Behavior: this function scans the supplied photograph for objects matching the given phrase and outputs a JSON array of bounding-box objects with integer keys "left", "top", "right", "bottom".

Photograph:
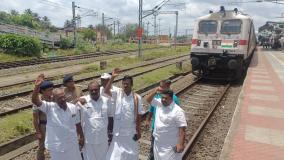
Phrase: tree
[
  {"left": 81, "top": 28, "right": 96, "bottom": 41},
  {"left": 120, "top": 23, "right": 138, "bottom": 41},
  {"left": 64, "top": 19, "right": 72, "bottom": 28},
  {"left": 0, "top": 11, "right": 10, "bottom": 23},
  {"left": 24, "top": 9, "right": 33, "bottom": 15},
  {"left": 88, "top": 24, "right": 94, "bottom": 29},
  {"left": 95, "top": 24, "right": 112, "bottom": 39},
  {"left": 41, "top": 16, "right": 51, "bottom": 29},
  {"left": 10, "top": 10, "right": 19, "bottom": 16}
]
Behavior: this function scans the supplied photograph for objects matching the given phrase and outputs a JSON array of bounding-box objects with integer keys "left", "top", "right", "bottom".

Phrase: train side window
[
  {"left": 221, "top": 19, "right": 242, "bottom": 34},
  {"left": 198, "top": 20, "right": 217, "bottom": 34}
]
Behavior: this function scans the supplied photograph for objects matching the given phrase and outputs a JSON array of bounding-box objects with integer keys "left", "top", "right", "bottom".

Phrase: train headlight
[
  {"left": 233, "top": 40, "right": 239, "bottom": 47},
  {"left": 191, "top": 57, "right": 200, "bottom": 67},
  {"left": 197, "top": 40, "right": 201, "bottom": 46},
  {"left": 228, "top": 59, "right": 238, "bottom": 69}
]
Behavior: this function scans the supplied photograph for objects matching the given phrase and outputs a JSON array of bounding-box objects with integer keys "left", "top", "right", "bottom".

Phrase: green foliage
[
  {"left": 0, "top": 110, "right": 34, "bottom": 143},
  {"left": 0, "top": 9, "right": 57, "bottom": 31},
  {"left": 81, "top": 28, "right": 96, "bottom": 41},
  {"left": 95, "top": 24, "right": 112, "bottom": 39},
  {"left": 0, "top": 34, "right": 42, "bottom": 56},
  {"left": 59, "top": 38, "right": 73, "bottom": 49}
]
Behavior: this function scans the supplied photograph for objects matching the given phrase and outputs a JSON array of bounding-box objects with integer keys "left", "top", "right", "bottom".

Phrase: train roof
[{"left": 196, "top": 10, "right": 252, "bottom": 21}]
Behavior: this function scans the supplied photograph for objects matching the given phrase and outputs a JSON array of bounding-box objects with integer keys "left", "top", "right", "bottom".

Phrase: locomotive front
[{"left": 190, "top": 7, "right": 256, "bottom": 80}]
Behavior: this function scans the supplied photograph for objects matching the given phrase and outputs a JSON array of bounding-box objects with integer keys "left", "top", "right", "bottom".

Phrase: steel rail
[
  {"left": 181, "top": 83, "right": 231, "bottom": 160},
  {"left": 0, "top": 72, "right": 192, "bottom": 159},
  {"left": 0, "top": 57, "right": 188, "bottom": 117}
]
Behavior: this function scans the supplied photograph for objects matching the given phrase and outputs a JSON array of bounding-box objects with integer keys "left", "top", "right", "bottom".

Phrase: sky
[{"left": 1, "top": 0, "right": 284, "bottom": 36}]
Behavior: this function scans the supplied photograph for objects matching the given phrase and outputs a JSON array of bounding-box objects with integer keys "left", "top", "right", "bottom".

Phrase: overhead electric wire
[{"left": 38, "top": 0, "right": 70, "bottom": 10}]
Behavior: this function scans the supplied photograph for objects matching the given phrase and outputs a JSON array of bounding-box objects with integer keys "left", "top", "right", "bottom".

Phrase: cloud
[{"left": 1, "top": 0, "right": 284, "bottom": 35}]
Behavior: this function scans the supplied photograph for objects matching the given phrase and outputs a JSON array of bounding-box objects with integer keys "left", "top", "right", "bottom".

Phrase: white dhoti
[
  {"left": 83, "top": 142, "right": 108, "bottom": 160},
  {"left": 49, "top": 144, "right": 81, "bottom": 160},
  {"left": 153, "top": 140, "right": 182, "bottom": 160},
  {"left": 106, "top": 135, "right": 139, "bottom": 160}
]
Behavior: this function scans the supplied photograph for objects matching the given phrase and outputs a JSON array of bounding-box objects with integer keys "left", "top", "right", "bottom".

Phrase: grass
[
  {"left": 0, "top": 42, "right": 161, "bottom": 62},
  {"left": 44, "top": 43, "right": 160, "bottom": 57},
  {"left": 133, "top": 64, "right": 191, "bottom": 90},
  {"left": 0, "top": 110, "right": 34, "bottom": 143},
  {"left": 0, "top": 52, "right": 32, "bottom": 62},
  {"left": 79, "top": 46, "right": 190, "bottom": 74},
  {"left": 0, "top": 60, "right": 191, "bottom": 144}
]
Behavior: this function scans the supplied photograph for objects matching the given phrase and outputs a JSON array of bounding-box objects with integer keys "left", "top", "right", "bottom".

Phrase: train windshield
[
  {"left": 221, "top": 20, "right": 242, "bottom": 34},
  {"left": 199, "top": 20, "right": 217, "bottom": 34}
]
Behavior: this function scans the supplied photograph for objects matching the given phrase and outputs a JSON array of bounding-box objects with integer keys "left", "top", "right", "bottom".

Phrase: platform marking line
[
  {"left": 270, "top": 53, "right": 284, "bottom": 66},
  {"left": 249, "top": 93, "right": 280, "bottom": 102},
  {"left": 245, "top": 125, "right": 284, "bottom": 147},
  {"left": 250, "top": 85, "right": 275, "bottom": 91},
  {"left": 248, "top": 105, "right": 284, "bottom": 119}
]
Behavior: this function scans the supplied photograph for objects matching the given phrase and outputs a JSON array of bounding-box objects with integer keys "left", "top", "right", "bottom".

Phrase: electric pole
[
  {"left": 72, "top": 1, "right": 77, "bottom": 47},
  {"left": 147, "top": 21, "right": 150, "bottom": 37},
  {"left": 154, "top": 13, "right": 157, "bottom": 43},
  {"left": 158, "top": 18, "right": 161, "bottom": 36},
  {"left": 174, "top": 11, "right": 178, "bottom": 49},
  {"left": 113, "top": 21, "right": 116, "bottom": 37},
  {"left": 117, "top": 20, "right": 120, "bottom": 34},
  {"left": 138, "top": 0, "right": 143, "bottom": 57},
  {"left": 102, "top": 13, "right": 105, "bottom": 26}
]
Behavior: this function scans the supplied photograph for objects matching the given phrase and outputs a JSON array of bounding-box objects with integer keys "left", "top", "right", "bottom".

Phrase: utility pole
[
  {"left": 169, "top": 25, "right": 171, "bottom": 37},
  {"left": 102, "top": 13, "right": 105, "bottom": 26},
  {"left": 138, "top": 0, "right": 143, "bottom": 57},
  {"left": 153, "top": 13, "right": 157, "bottom": 43},
  {"left": 174, "top": 11, "right": 178, "bottom": 49},
  {"left": 117, "top": 20, "right": 120, "bottom": 34},
  {"left": 147, "top": 21, "right": 150, "bottom": 37},
  {"left": 113, "top": 21, "right": 116, "bottom": 37},
  {"left": 72, "top": 1, "right": 77, "bottom": 47},
  {"left": 158, "top": 18, "right": 161, "bottom": 36}
]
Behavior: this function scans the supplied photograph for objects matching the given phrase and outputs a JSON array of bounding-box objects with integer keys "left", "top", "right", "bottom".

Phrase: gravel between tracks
[{"left": 185, "top": 81, "right": 243, "bottom": 160}]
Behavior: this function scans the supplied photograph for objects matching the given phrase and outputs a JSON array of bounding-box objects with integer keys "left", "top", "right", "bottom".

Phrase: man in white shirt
[
  {"left": 146, "top": 88, "right": 187, "bottom": 160},
  {"left": 100, "top": 73, "right": 120, "bottom": 144},
  {"left": 78, "top": 80, "right": 114, "bottom": 160},
  {"left": 105, "top": 68, "right": 143, "bottom": 160},
  {"left": 32, "top": 74, "right": 84, "bottom": 160}
]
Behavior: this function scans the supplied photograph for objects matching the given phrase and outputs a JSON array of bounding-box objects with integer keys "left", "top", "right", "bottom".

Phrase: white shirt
[
  {"left": 100, "top": 85, "right": 120, "bottom": 112},
  {"left": 151, "top": 99, "right": 187, "bottom": 146},
  {"left": 113, "top": 89, "right": 143, "bottom": 136},
  {"left": 38, "top": 101, "right": 80, "bottom": 152},
  {"left": 79, "top": 95, "right": 114, "bottom": 144}
]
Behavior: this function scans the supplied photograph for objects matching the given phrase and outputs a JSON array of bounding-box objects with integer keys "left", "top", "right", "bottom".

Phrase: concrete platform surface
[{"left": 219, "top": 48, "right": 284, "bottom": 160}]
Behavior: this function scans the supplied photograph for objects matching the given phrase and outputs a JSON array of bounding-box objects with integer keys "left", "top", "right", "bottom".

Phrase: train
[{"left": 190, "top": 6, "right": 256, "bottom": 80}]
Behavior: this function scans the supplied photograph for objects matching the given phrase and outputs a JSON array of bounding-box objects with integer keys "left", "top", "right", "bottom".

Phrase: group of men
[{"left": 31, "top": 68, "right": 187, "bottom": 160}]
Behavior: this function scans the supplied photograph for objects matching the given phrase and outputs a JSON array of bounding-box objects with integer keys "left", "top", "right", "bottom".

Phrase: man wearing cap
[
  {"left": 32, "top": 74, "right": 85, "bottom": 160},
  {"left": 100, "top": 72, "right": 120, "bottom": 143},
  {"left": 146, "top": 79, "right": 180, "bottom": 160},
  {"left": 63, "top": 74, "right": 83, "bottom": 104},
  {"left": 146, "top": 88, "right": 187, "bottom": 160},
  {"left": 105, "top": 68, "right": 143, "bottom": 160},
  {"left": 78, "top": 80, "right": 114, "bottom": 160},
  {"left": 32, "top": 80, "right": 54, "bottom": 160}
]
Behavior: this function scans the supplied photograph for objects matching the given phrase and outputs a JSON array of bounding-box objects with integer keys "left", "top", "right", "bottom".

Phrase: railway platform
[{"left": 219, "top": 48, "right": 284, "bottom": 160}]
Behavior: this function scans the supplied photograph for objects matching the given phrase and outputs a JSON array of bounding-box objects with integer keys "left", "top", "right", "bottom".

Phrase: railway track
[
  {"left": 138, "top": 79, "right": 231, "bottom": 160},
  {"left": 0, "top": 71, "right": 193, "bottom": 160},
  {"left": 0, "top": 55, "right": 189, "bottom": 117},
  {"left": 1, "top": 71, "right": 232, "bottom": 160},
  {"left": 0, "top": 47, "right": 162, "bottom": 70}
]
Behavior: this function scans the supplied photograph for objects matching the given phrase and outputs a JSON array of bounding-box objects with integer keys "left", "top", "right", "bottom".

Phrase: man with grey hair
[
  {"left": 32, "top": 74, "right": 84, "bottom": 160},
  {"left": 77, "top": 80, "right": 114, "bottom": 160}
]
